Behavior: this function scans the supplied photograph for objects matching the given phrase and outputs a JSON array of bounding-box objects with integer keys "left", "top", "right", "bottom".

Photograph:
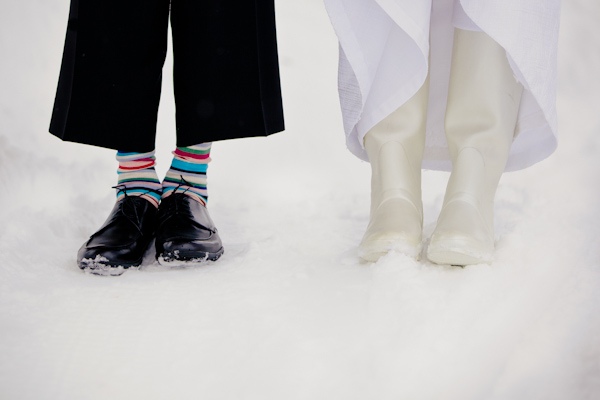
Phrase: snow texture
[{"left": 0, "top": 1, "right": 599, "bottom": 399}]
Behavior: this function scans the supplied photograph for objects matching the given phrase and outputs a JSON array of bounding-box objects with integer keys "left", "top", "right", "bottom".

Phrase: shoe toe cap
[
  {"left": 159, "top": 235, "right": 223, "bottom": 255},
  {"left": 77, "top": 241, "right": 149, "bottom": 268}
]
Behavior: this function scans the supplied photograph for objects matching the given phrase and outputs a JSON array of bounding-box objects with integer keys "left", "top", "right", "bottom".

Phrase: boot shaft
[{"left": 364, "top": 78, "right": 430, "bottom": 217}]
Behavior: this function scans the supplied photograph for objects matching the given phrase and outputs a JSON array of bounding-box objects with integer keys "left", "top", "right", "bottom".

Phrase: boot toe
[
  {"left": 359, "top": 231, "right": 422, "bottom": 261},
  {"left": 360, "top": 197, "right": 423, "bottom": 262},
  {"left": 427, "top": 232, "right": 493, "bottom": 266},
  {"left": 428, "top": 199, "right": 494, "bottom": 266}
]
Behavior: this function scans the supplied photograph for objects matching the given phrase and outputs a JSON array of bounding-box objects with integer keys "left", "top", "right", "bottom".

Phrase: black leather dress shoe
[
  {"left": 155, "top": 193, "right": 224, "bottom": 265},
  {"left": 77, "top": 196, "right": 158, "bottom": 276}
]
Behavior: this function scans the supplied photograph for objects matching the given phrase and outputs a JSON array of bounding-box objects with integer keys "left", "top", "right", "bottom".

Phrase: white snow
[{"left": 1, "top": 0, "right": 599, "bottom": 399}]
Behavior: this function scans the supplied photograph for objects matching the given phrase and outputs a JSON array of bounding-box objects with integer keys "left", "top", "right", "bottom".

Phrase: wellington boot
[
  {"left": 427, "top": 29, "right": 523, "bottom": 266},
  {"left": 359, "top": 79, "right": 429, "bottom": 261}
]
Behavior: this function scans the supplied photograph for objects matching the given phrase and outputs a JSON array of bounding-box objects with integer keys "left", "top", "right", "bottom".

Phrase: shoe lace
[
  {"left": 163, "top": 176, "right": 194, "bottom": 215},
  {"left": 173, "top": 175, "right": 194, "bottom": 195},
  {"left": 161, "top": 177, "right": 215, "bottom": 232},
  {"left": 112, "top": 185, "right": 159, "bottom": 228}
]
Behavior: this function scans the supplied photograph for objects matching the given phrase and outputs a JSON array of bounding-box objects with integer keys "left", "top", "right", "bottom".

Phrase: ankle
[
  {"left": 162, "top": 143, "right": 211, "bottom": 206},
  {"left": 115, "top": 150, "right": 162, "bottom": 208}
]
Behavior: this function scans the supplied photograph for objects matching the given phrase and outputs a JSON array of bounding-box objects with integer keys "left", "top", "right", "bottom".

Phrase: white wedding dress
[{"left": 324, "top": 0, "right": 561, "bottom": 171}]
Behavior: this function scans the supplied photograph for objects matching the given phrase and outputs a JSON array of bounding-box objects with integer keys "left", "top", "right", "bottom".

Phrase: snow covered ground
[{"left": 1, "top": 0, "right": 599, "bottom": 399}]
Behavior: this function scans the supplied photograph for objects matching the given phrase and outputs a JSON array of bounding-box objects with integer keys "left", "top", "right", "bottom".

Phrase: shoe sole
[
  {"left": 79, "top": 255, "right": 141, "bottom": 276},
  {"left": 157, "top": 248, "right": 224, "bottom": 267},
  {"left": 79, "top": 261, "right": 140, "bottom": 276}
]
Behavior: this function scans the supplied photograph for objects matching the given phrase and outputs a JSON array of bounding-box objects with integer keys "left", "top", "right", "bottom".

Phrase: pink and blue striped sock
[
  {"left": 116, "top": 150, "right": 162, "bottom": 208},
  {"left": 162, "top": 143, "right": 211, "bottom": 206}
]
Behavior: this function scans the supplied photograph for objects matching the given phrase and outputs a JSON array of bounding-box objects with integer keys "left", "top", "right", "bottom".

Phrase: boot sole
[
  {"left": 427, "top": 236, "right": 492, "bottom": 266},
  {"left": 359, "top": 238, "right": 422, "bottom": 262}
]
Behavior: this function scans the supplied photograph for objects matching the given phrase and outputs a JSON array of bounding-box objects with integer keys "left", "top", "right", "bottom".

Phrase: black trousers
[{"left": 50, "top": 0, "right": 285, "bottom": 152}]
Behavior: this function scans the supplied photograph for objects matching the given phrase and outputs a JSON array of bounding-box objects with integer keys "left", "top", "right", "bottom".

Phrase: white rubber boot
[
  {"left": 359, "top": 79, "right": 429, "bottom": 262},
  {"left": 427, "top": 29, "right": 523, "bottom": 266}
]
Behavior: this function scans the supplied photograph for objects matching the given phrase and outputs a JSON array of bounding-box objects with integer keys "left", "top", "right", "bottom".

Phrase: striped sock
[
  {"left": 162, "top": 143, "right": 211, "bottom": 206},
  {"left": 116, "top": 150, "right": 162, "bottom": 208}
]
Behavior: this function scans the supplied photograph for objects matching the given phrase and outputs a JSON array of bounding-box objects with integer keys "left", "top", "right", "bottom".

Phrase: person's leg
[
  {"left": 115, "top": 151, "right": 162, "bottom": 208},
  {"left": 161, "top": 143, "right": 211, "bottom": 205},
  {"left": 50, "top": 0, "right": 170, "bottom": 151},
  {"left": 427, "top": 28, "right": 523, "bottom": 266},
  {"left": 155, "top": 143, "right": 223, "bottom": 265},
  {"left": 154, "top": 0, "right": 285, "bottom": 265},
  {"left": 55, "top": 0, "right": 171, "bottom": 274},
  {"left": 359, "top": 78, "right": 429, "bottom": 261},
  {"left": 170, "top": 0, "right": 284, "bottom": 144}
]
